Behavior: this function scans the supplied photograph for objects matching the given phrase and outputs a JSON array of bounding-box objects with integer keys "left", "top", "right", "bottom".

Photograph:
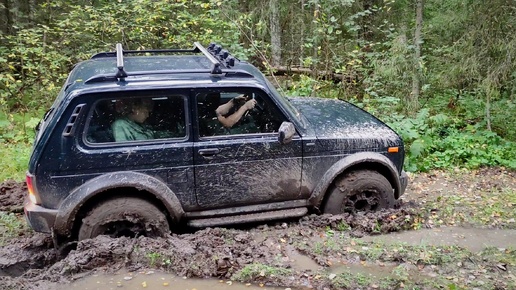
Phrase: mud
[
  {"left": 0, "top": 180, "right": 26, "bottom": 212},
  {"left": 0, "top": 168, "right": 515, "bottom": 289}
]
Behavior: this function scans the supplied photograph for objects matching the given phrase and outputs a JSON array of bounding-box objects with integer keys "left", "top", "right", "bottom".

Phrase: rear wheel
[
  {"left": 78, "top": 197, "right": 170, "bottom": 240},
  {"left": 323, "top": 170, "right": 395, "bottom": 214}
]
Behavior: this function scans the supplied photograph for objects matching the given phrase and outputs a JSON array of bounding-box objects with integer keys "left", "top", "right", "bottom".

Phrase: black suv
[{"left": 24, "top": 42, "right": 408, "bottom": 244}]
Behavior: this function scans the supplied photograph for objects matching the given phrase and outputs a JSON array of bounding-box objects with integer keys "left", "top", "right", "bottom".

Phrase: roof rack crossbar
[
  {"left": 193, "top": 42, "right": 225, "bottom": 75},
  {"left": 84, "top": 69, "right": 254, "bottom": 84},
  {"left": 91, "top": 48, "right": 198, "bottom": 59},
  {"left": 115, "top": 43, "right": 127, "bottom": 80}
]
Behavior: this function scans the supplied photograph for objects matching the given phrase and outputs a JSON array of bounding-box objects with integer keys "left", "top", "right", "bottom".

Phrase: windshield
[{"left": 264, "top": 78, "right": 305, "bottom": 128}]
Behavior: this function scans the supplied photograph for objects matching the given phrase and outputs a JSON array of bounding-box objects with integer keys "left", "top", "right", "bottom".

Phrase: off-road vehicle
[{"left": 24, "top": 42, "right": 408, "bottom": 244}]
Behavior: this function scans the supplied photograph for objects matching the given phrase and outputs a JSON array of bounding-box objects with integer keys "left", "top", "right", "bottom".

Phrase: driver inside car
[
  {"left": 216, "top": 94, "right": 257, "bottom": 129},
  {"left": 199, "top": 93, "right": 260, "bottom": 136}
]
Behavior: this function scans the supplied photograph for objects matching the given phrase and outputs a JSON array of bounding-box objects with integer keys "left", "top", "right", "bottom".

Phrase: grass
[
  {"left": 0, "top": 142, "right": 32, "bottom": 182},
  {"left": 421, "top": 187, "right": 516, "bottom": 229},
  {"left": 331, "top": 271, "right": 372, "bottom": 289},
  {"left": 146, "top": 251, "right": 163, "bottom": 267},
  {"left": 0, "top": 212, "right": 30, "bottom": 245},
  {"left": 231, "top": 263, "right": 292, "bottom": 282},
  {"left": 303, "top": 236, "right": 515, "bottom": 289},
  {"left": 0, "top": 110, "right": 39, "bottom": 182},
  {"left": 293, "top": 171, "right": 516, "bottom": 289}
]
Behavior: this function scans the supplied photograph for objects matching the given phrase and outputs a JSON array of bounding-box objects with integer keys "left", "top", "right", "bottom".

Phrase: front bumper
[
  {"left": 24, "top": 197, "right": 58, "bottom": 234},
  {"left": 399, "top": 170, "right": 409, "bottom": 197}
]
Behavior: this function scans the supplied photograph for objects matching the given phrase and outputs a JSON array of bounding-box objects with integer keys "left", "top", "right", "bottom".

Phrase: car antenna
[{"left": 115, "top": 43, "right": 128, "bottom": 80}]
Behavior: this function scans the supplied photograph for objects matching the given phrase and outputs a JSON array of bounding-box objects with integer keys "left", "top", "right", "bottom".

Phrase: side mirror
[{"left": 278, "top": 122, "right": 296, "bottom": 144}]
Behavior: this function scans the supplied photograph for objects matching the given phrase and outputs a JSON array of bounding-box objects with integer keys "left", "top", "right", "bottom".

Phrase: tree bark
[
  {"left": 269, "top": 0, "right": 281, "bottom": 67},
  {"left": 410, "top": 0, "right": 424, "bottom": 112}
]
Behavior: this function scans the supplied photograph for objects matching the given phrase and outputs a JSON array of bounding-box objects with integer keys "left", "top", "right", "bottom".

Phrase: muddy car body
[{"left": 24, "top": 42, "right": 408, "bottom": 244}]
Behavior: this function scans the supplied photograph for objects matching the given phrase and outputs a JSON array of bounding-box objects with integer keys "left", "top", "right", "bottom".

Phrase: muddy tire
[
  {"left": 78, "top": 197, "right": 169, "bottom": 240},
  {"left": 323, "top": 170, "right": 395, "bottom": 214}
]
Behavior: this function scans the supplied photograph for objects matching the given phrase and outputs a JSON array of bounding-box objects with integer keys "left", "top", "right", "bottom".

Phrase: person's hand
[
  {"left": 233, "top": 94, "right": 248, "bottom": 102},
  {"left": 243, "top": 99, "right": 257, "bottom": 110}
]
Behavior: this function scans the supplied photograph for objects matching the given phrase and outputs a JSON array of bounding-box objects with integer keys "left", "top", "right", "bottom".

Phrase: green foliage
[
  {"left": 0, "top": 0, "right": 245, "bottom": 112},
  {"left": 386, "top": 108, "right": 516, "bottom": 172},
  {"left": 146, "top": 252, "right": 162, "bottom": 267},
  {"left": 0, "top": 26, "right": 69, "bottom": 111}
]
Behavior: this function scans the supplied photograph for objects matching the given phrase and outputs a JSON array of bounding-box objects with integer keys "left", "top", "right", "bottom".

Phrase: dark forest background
[{"left": 0, "top": 0, "right": 514, "bottom": 179}]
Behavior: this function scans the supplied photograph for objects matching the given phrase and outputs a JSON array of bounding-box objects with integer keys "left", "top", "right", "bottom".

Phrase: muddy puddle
[
  {"left": 362, "top": 226, "right": 516, "bottom": 251},
  {"left": 61, "top": 270, "right": 285, "bottom": 290},
  {"left": 284, "top": 245, "right": 321, "bottom": 273}
]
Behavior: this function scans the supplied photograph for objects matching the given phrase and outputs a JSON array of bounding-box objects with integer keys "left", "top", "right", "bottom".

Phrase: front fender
[
  {"left": 54, "top": 171, "right": 185, "bottom": 236},
  {"left": 308, "top": 152, "right": 402, "bottom": 208}
]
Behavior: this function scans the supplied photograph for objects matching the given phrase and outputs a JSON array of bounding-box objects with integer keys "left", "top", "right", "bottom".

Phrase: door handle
[{"left": 198, "top": 148, "right": 220, "bottom": 156}]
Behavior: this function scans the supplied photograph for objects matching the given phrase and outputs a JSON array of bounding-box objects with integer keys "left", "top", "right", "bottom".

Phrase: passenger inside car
[{"left": 112, "top": 98, "right": 156, "bottom": 141}]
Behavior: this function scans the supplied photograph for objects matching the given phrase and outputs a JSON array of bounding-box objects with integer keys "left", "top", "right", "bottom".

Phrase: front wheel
[
  {"left": 323, "top": 170, "right": 395, "bottom": 214},
  {"left": 78, "top": 197, "right": 170, "bottom": 240}
]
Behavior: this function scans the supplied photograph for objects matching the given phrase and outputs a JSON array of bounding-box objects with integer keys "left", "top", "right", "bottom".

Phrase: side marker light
[{"left": 388, "top": 147, "right": 399, "bottom": 153}]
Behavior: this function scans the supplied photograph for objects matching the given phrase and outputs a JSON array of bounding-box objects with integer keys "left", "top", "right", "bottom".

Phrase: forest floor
[{"left": 0, "top": 168, "right": 515, "bottom": 290}]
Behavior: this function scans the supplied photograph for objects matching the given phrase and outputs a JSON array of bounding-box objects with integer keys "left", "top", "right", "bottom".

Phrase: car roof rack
[{"left": 84, "top": 42, "right": 245, "bottom": 84}]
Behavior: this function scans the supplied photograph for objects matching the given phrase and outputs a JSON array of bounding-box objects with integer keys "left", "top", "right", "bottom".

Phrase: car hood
[{"left": 288, "top": 97, "right": 402, "bottom": 149}]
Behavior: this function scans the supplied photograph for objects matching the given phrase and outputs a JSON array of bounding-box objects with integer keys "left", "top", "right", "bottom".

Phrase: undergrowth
[{"left": 385, "top": 109, "right": 516, "bottom": 172}]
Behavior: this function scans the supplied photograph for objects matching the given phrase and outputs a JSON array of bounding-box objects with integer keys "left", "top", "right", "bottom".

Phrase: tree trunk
[
  {"left": 410, "top": 0, "right": 424, "bottom": 112},
  {"left": 19, "top": 0, "right": 31, "bottom": 26},
  {"left": 1, "top": 0, "right": 12, "bottom": 34},
  {"left": 299, "top": 0, "right": 304, "bottom": 67},
  {"left": 361, "top": 0, "right": 377, "bottom": 41},
  {"left": 269, "top": 0, "right": 281, "bottom": 67},
  {"left": 486, "top": 92, "right": 491, "bottom": 131},
  {"left": 311, "top": 1, "right": 320, "bottom": 81}
]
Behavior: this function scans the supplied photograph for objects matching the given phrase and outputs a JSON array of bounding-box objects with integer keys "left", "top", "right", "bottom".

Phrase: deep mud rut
[{"left": 0, "top": 168, "right": 515, "bottom": 289}]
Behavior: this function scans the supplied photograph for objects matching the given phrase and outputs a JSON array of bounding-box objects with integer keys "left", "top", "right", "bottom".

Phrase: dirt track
[{"left": 0, "top": 168, "right": 515, "bottom": 289}]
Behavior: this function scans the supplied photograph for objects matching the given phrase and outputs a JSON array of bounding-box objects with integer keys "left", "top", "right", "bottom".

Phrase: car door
[{"left": 193, "top": 88, "right": 303, "bottom": 209}]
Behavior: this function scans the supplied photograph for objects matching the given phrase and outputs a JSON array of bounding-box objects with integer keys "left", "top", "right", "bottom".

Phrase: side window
[
  {"left": 196, "top": 90, "right": 285, "bottom": 137},
  {"left": 86, "top": 95, "right": 186, "bottom": 143}
]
